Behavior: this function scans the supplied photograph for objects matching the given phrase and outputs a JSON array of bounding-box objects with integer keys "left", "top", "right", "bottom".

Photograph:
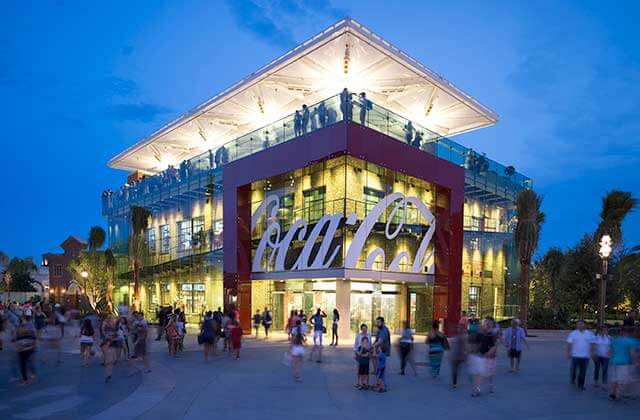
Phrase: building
[
  {"left": 102, "top": 19, "right": 531, "bottom": 334},
  {"left": 42, "top": 235, "right": 87, "bottom": 307}
]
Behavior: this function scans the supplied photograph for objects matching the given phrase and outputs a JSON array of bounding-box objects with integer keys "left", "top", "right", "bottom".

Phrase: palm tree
[
  {"left": 0, "top": 251, "right": 8, "bottom": 267},
  {"left": 515, "top": 189, "right": 545, "bottom": 328},
  {"left": 129, "top": 206, "right": 151, "bottom": 311},
  {"left": 88, "top": 226, "right": 106, "bottom": 251},
  {"left": 595, "top": 190, "right": 637, "bottom": 247},
  {"left": 105, "top": 248, "right": 116, "bottom": 313}
]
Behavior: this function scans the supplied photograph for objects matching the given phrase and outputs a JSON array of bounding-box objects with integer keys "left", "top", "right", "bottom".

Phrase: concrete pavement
[{"left": 1, "top": 328, "right": 637, "bottom": 419}]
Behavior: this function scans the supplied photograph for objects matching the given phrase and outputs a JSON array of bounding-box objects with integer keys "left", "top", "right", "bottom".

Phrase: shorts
[
  {"left": 468, "top": 354, "right": 488, "bottom": 377},
  {"left": 313, "top": 330, "right": 323, "bottom": 345},
  {"left": 80, "top": 342, "right": 93, "bottom": 351},
  {"left": 612, "top": 364, "right": 632, "bottom": 384},
  {"left": 509, "top": 349, "right": 522, "bottom": 359},
  {"left": 202, "top": 336, "right": 214, "bottom": 345},
  {"left": 291, "top": 345, "right": 305, "bottom": 357},
  {"left": 358, "top": 364, "right": 370, "bottom": 375},
  {"left": 134, "top": 340, "right": 147, "bottom": 357},
  {"left": 376, "top": 367, "right": 386, "bottom": 380}
]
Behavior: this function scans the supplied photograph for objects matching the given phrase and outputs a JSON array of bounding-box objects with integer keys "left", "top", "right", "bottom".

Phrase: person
[
  {"left": 213, "top": 307, "right": 223, "bottom": 324},
  {"left": 299, "top": 310, "right": 308, "bottom": 337},
  {"left": 458, "top": 311, "right": 469, "bottom": 331},
  {"left": 339, "top": 88, "right": 352, "bottom": 120},
  {"left": 230, "top": 319, "right": 242, "bottom": 360},
  {"left": 222, "top": 311, "right": 232, "bottom": 353},
  {"left": 301, "top": 105, "right": 310, "bottom": 134},
  {"left": 290, "top": 319, "right": 305, "bottom": 382},
  {"left": 374, "top": 343, "right": 388, "bottom": 393},
  {"left": 14, "top": 313, "right": 37, "bottom": 386},
  {"left": 622, "top": 310, "right": 637, "bottom": 327},
  {"left": 79, "top": 318, "right": 95, "bottom": 367},
  {"left": 54, "top": 304, "right": 67, "bottom": 338},
  {"left": 201, "top": 311, "right": 216, "bottom": 362},
  {"left": 286, "top": 310, "right": 297, "bottom": 342},
  {"left": 566, "top": 319, "right": 595, "bottom": 391},
  {"left": 485, "top": 317, "right": 500, "bottom": 392},
  {"left": 403, "top": 120, "right": 414, "bottom": 144},
  {"left": 609, "top": 326, "right": 638, "bottom": 400},
  {"left": 309, "top": 308, "right": 327, "bottom": 363},
  {"left": 293, "top": 110, "right": 302, "bottom": 137},
  {"left": 132, "top": 311, "right": 151, "bottom": 373},
  {"left": 469, "top": 319, "right": 496, "bottom": 396},
  {"left": 317, "top": 101, "right": 327, "bottom": 128},
  {"left": 165, "top": 314, "right": 180, "bottom": 356},
  {"left": 262, "top": 307, "right": 272, "bottom": 339},
  {"left": 426, "top": 320, "right": 449, "bottom": 378},
  {"left": 503, "top": 318, "right": 528, "bottom": 372},
  {"left": 330, "top": 308, "right": 340, "bottom": 346},
  {"left": 101, "top": 314, "right": 119, "bottom": 383},
  {"left": 353, "top": 323, "right": 371, "bottom": 355},
  {"left": 34, "top": 306, "right": 47, "bottom": 338},
  {"left": 373, "top": 317, "right": 391, "bottom": 373},
  {"left": 450, "top": 325, "right": 468, "bottom": 389},
  {"left": 399, "top": 322, "right": 414, "bottom": 375},
  {"left": 356, "top": 336, "right": 371, "bottom": 389},
  {"left": 252, "top": 310, "right": 262, "bottom": 338},
  {"left": 358, "top": 92, "right": 372, "bottom": 125},
  {"left": 175, "top": 309, "right": 186, "bottom": 353},
  {"left": 411, "top": 131, "right": 423, "bottom": 148},
  {"left": 117, "top": 317, "right": 130, "bottom": 360},
  {"left": 155, "top": 306, "right": 168, "bottom": 341},
  {"left": 310, "top": 106, "right": 318, "bottom": 131},
  {"left": 593, "top": 325, "right": 611, "bottom": 387}
]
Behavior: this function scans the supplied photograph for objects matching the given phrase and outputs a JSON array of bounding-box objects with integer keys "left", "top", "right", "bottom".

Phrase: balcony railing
[{"left": 103, "top": 91, "right": 531, "bottom": 213}]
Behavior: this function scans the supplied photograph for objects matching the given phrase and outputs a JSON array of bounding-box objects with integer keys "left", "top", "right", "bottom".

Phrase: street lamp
[
  {"left": 79, "top": 271, "right": 89, "bottom": 309},
  {"left": 598, "top": 234, "right": 612, "bottom": 329}
]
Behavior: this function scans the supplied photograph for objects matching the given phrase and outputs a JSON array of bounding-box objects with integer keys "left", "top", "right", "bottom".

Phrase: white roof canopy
[{"left": 110, "top": 18, "right": 498, "bottom": 173}]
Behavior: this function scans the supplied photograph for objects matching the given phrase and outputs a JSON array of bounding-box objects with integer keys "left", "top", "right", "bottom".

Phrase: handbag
[
  {"left": 197, "top": 334, "right": 204, "bottom": 345},
  {"left": 322, "top": 326, "right": 327, "bottom": 334}
]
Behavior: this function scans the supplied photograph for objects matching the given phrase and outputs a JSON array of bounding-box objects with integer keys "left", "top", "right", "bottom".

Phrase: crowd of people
[{"left": 0, "top": 301, "right": 151, "bottom": 386}]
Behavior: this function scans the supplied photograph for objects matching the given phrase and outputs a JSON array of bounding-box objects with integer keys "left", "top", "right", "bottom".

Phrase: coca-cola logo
[{"left": 251, "top": 192, "right": 435, "bottom": 274}]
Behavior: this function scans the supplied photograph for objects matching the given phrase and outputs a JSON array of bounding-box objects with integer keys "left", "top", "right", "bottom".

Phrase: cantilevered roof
[{"left": 110, "top": 18, "right": 498, "bottom": 173}]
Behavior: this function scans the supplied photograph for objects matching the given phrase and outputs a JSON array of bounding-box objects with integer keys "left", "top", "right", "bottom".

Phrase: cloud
[
  {"left": 224, "top": 0, "right": 349, "bottom": 48},
  {"left": 107, "top": 103, "right": 172, "bottom": 123}
]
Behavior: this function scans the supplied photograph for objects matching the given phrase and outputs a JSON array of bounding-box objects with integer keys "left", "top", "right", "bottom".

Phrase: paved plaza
[{"left": 0, "top": 328, "right": 637, "bottom": 420}]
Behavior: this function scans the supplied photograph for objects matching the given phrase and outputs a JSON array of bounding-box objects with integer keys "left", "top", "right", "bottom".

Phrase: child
[
  {"left": 176, "top": 316, "right": 186, "bottom": 353},
  {"left": 230, "top": 320, "right": 243, "bottom": 360},
  {"left": 356, "top": 336, "right": 371, "bottom": 389},
  {"left": 374, "top": 343, "right": 387, "bottom": 392}
]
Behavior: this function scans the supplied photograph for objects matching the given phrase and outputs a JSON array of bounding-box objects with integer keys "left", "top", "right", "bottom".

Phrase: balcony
[{"left": 102, "top": 92, "right": 531, "bottom": 214}]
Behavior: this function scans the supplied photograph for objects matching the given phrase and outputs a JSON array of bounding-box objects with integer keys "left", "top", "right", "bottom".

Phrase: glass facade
[{"left": 102, "top": 92, "right": 529, "bottom": 326}]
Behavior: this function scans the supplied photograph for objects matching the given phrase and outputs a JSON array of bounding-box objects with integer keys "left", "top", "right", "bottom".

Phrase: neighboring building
[
  {"left": 42, "top": 235, "right": 87, "bottom": 307},
  {"left": 102, "top": 19, "right": 531, "bottom": 333}
]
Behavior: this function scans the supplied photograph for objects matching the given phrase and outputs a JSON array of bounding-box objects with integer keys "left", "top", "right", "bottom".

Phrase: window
[
  {"left": 468, "top": 286, "right": 480, "bottom": 316},
  {"left": 364, "top": 187, "right": 384, "bottom": 217},
  {"left": 53, "top": 264, "right": 63, "bottom": 276},
  {"left": 146, "top": 228, "right": 156, "bottom": 254},
  {"left": 279, "top": 193, "right": 294, "bottom": 231},
  {"left": 191, "top": 216, "right": 205, "bottom": 248},
  {"left": 303, "top": 186, "right": 325, "bottom": 223},
  {"left": 160, "top": 225, "right": 170, "bottom": 254},
  {"left": 178, "top": 220, "right": 192, "bottom": 251}
]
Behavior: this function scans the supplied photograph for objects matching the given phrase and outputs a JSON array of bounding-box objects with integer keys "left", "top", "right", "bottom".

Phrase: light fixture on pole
[{"left": 598, "top": 234, "right": 612, "bottom": 329}]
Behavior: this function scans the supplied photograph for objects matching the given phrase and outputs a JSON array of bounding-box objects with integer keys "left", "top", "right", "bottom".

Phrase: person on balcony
[
  {"left": 358, "top": 92, "right": 372, "bottom": 125},
  {"left": 403, "top": 120, "right": 414, "bottom": 144},
  {"left": 294, "top": 110, "right": 302, "bottom": 137},
  {"left": 340, "top": 88, "right": 352, "bottom": 120},
  {"left": 301, "top": 104, "right": 310, "bottom": 134},
  {"left": 318, "top": 101, "right": 327, "bottom": 128},
  {"left": 412, "top": 131, "right": 423, "bottom": 149}
]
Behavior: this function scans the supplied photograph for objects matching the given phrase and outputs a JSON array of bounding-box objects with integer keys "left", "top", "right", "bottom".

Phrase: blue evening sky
[{"left": 1, "top": 0, "right": 639, "bottom": 259}]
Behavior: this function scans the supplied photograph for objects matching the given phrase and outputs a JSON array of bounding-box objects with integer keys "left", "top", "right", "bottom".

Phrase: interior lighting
[{"left": 343, "top": 43, "right": 350, "bottom": 75}]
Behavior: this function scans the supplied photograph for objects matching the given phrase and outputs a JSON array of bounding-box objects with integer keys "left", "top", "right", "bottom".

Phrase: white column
[{"left": 336, "top": 279, "right": 351, "bottom": 341}]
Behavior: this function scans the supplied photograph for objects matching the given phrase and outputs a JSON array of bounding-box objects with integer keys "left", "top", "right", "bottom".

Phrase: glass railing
[{"left": 103, "top": 91, "right": 531, "bottom": 213}]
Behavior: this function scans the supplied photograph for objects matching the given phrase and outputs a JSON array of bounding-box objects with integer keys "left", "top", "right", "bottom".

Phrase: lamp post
[
  {"left": 80, "top": 270, "right": 88, "bottom": 309},
  {"left": 598, "top": 234, "right": 612, "bottom": 329}
]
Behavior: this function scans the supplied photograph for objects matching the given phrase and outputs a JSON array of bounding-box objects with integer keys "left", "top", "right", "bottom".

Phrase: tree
[
  {"left": 88, "top": 226, "right": 106, "bottom": 251},
  {"left": 2, "top": 257, "right": 38, "bottom": 294},
  {"left": 129, "top": 206, "right": 151, "bottom": 311},
  {"left": 561, "top": 235, "right": 600, "bottom": 318},
  {"left": 616, "top": 245, "right": 640, "bottom": 310},
  {"left": 68, "top": 251, "right": 109, "bottom": 313},
  {"left": 595, "top": 190, "right": 637, "bottom": 247},
  {"left": 105, "top": 248, "right": 116, "bottom": 313},
  {"left": 515, "top": 189, "right": 545, "bottom": 328},
  {"left": 0, "top": 251, "right": 8, "bottom": 267}
]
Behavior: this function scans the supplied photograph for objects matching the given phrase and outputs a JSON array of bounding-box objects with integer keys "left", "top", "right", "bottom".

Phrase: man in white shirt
[{"left": 566, "top": 320, "right": 595, "bottom": 390}]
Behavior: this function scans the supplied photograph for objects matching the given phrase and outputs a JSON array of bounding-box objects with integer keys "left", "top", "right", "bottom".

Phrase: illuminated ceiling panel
[{"left": 110, "top": 18, "right": 498, "bottom": 173}]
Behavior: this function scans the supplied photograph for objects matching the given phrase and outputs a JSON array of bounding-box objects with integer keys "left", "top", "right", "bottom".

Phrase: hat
[{"left": 24, "top": 309, "right": 33, "bottom": 317}]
